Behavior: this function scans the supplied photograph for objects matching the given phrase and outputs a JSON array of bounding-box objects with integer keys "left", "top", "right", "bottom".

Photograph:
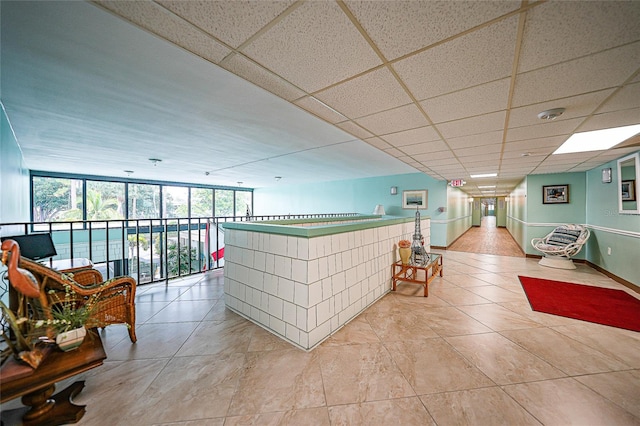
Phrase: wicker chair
[
  {"left": 531, "top": 224, "right": 590, "bottom": 270},
  {"left": 17, "top": 257, "right": 137, "bottom": 342}
]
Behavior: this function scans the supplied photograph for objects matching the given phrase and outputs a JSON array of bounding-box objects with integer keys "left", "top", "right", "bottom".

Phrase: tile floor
[{"left": 3, "top": 250, "right": 640, "bottom": 425}]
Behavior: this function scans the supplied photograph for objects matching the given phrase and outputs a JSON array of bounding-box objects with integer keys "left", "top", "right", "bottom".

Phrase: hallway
[{"left": 447, "top": 216, "right": 524, "bottom": 257}]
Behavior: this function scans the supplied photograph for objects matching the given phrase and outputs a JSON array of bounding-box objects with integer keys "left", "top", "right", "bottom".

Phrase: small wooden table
[
  {"left": 0, "top": 330, "right": 106, "bottom": 425},
  {"left": 391, "top": 253, "right": 443, "bottom": 297}
]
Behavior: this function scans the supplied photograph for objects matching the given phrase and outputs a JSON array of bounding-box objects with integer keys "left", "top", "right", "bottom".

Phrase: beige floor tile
[
  {"left": 552, "top": 323, "right": 640, "bottom": 368},
  {"left": 421, "top": 387, "right": 542, "bottom": 425},
  {"left": 106, "top": 321, "right": 200, "bottom": 360},
  {"left": 504, "top": 377, "right": 640, "bottom": 425},
  {"left": 498, "top": 300, "right": 578, "bottom": 327},
  {"left": 76, "top": 359, "right": 170, "bottom": 425},
  {"left": 442, "top": 274, "right": 497, "bottom": 288},
  {"left": 413, "top": 306, "right": 493, "bottom": 337},
  {"left": 457, "top": 303, "right": 542, "bottom": 331},
  {"left": 317, "top": 343, "right": 415, "bottom": 405},
  {"left": 248, "top": 325, "right": 296, "bottom": 352},
  {"left": 225, "top": 407, "right": 331, "bottom": 426},
  {"left": 328, "top": 396, "right": 435, "bottom": 426},
  {"left": 466, "top": 285, "right": 525, "bottom": 303},
  {"left": 363, "top": 309, "right": 438, "bottom": 342},
  {"left": 145, "top": 299, "right": 215, "bottom": 323},
  {"left": 429, "top": 286, "right": 493, "bottom": 305},
  {"left": 4, "top": 252, "right": 636, "bottom": 425},
  {"left": 445, "top": 333, "right": 565, "bottom": 385},
  {"left": 175, "top": 317, "right": 255, "bottom": 357},
  {"left": 323, "top": 316, "right": 381, "bottom": 346},
  {"left": 500, "top": 328, "right": 631, "bottom": 375},
  {"left": 385, "top": 338, "right": 495, "bottom": 394},
  {"left": 128, "top": 354, "right": 246, "bottom": 423},
  {"left": 228, "top": 349, "right": 325, "bottom": 416},
  {"left": 575, "top": 370, "right": 640, "bottom": 418}
]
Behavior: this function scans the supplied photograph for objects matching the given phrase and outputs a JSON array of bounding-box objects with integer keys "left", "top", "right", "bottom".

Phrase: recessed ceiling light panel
[
  {"left": 554, "top": 124, "right": 640, "bottom": 154},
  {"left": 470, "top": 173, "right": 497, "bottom": 178}
]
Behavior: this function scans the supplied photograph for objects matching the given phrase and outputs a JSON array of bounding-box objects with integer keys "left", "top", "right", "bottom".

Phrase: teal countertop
[{"left": 222, "top": 215, "right": 424, "bottom": 238}]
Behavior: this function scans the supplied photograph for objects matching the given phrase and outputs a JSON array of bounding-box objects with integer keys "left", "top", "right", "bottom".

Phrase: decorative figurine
[{"left": 411, "top": 207, "right": 429, "bottom": 266}]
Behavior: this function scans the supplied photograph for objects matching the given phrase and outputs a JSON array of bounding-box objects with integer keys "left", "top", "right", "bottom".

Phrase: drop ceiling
[{"left": 2, "top": 1, "right": 639, "bottom": 197}]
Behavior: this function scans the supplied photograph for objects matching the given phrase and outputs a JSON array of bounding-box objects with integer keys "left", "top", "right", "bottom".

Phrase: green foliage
[
  {"left": 32, "top": 177, "right": 81, "bottom": 222},
  {"left": 166, "top": 241, "right": 199, "bottom": 277},
  {"left": 60, "top": 189, "right": 122, "bottom": 220}
]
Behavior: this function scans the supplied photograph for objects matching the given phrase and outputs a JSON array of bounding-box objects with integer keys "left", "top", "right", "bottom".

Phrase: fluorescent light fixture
[
  {"left": 554, "top": 124, "right": 640, "bottom": 154},
  {"left": 470, "top": 173, "right": 497, "bottom": 178},
  {"left": 477, "top": 185, "right": 496, "bottom": 188}
]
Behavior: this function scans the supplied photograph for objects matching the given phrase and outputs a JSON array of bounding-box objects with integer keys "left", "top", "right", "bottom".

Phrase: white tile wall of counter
[{"left": 224, "top": 219, "right": 430, "bottom": 350}]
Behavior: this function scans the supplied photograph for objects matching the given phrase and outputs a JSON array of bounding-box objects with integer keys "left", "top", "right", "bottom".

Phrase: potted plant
[{"left": 36, "top": 280, "right": 102, "bottom": 351}]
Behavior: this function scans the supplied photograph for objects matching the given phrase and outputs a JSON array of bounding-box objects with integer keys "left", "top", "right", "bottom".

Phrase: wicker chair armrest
[{"left": 61, "top": 276, "right": 136, "bottom": 299}]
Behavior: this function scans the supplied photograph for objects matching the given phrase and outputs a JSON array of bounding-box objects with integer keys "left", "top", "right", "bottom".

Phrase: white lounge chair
[{"left": 531, "top": 224, "right": 590, "bottom": 269}]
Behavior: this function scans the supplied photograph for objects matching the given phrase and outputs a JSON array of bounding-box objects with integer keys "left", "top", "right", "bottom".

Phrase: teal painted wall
[
  {"left": 506, "top": 177, "right": 527, "bottom": 250},
  {"left": 254, "top": 173, "right": 451, "bottom": 246},
  {"left": 525, "top": 172, "right": 587, "bottom": 257},
  {"left": 445, "top": 186, "right": 472, "bottom": 246},
  {"left": 584, "top": 153, "right": 640, "bottom": 285},
  {"left": 0, "top": 104, "right": 30, "bottom": 227}
]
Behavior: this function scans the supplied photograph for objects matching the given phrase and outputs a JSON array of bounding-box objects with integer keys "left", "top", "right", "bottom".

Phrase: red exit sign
[{"left": 450, "top": 179, "right": 465, "bottom": 187}]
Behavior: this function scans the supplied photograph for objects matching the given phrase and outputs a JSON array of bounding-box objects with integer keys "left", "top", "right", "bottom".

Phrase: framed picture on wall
[
  {"left": 402, "top": 190, "right": 428, "bottom": 209},
  {"left": 542, "top": 184, "right": 569, "bottom": 204},
  {"left": 622, "top": 180, "right": 636, "bottom": 201}
]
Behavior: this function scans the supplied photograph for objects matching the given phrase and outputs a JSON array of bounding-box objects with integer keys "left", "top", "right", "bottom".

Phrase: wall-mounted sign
[{"left": 449, "top": 179, "right": 465, "bottom": 187}]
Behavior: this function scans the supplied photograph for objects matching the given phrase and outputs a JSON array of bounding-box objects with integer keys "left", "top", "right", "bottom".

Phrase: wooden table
[
  {"left": 391, "top": 253, "right": 443, "bottom": 297},
  {"left": 0, "top": 330, "right": 106, "bottom": 425}
]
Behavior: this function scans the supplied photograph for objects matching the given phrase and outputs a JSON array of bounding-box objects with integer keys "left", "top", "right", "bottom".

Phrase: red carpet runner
[{"left": 519, "top": 276, "right": 640, "bottom": 332}]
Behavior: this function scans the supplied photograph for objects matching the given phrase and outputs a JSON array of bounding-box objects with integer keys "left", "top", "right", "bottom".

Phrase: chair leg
[{"left": 127, "top": 324, "right": 137, "bottom": 343}]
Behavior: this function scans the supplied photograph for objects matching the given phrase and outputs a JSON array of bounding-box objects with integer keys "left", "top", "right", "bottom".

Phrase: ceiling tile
[
  {"left": 381, "top": 126, "right": 441, "bottom": 147},
  {"left": 508, "top": 89, "right": 614, "bottom": 129},
  {"left": 456, "top": 144, "right": 502, "bottom": 158},
  {"left": 222, "top": 54, "right": 306, "bottom": 101},
  {"left": 393, "top": 16, "right": 518, "bottom": 100},
  {"left": 363, "top": 137, "right": 393, "bottom": 150},
  {"left": 420, "top": 78, "right": 510, "bottom": 124},
  {"left": 242, "top": 1, "right": 382, "bottom": 93},
  {"left": 346, "top": 0, "right": 520, "bottom": 61},
  {"left": 335, "top": 121, "right": 373, "bottom": 140},
  {"left": 518, "top": 1, "right": 640, "bottom": 73},
  {"left": 597, "top": 83, "right": 640, "bottom": 114},
  {"left": 400, "top": 140, "right": 449, "bottom": 156},
  {"left": 447, "top": 131, "right": 503, "bottom": 150},
  {"left": 579, "top": 107, "right": 640, "bottom": 133},
  {"left": 438, "top": 111, "right": 506, "bottom": 139},
  {"left": 95, "top": 1, "right": 232, "bottom": 63},
  {"left": 512, "top": 42, "right": 640, "bottom": 107},
  {"left": 158, "top": 0, "right": 295, "bottom": 49},
  {"left": 355, "top": 104, "right": 428, "bottom": 135},
  {"left": 506, "top": 117, "right": 584, "bottom": 143},
  {"left": 314, "top": 68, "right": 412, "bottom": 119},
  {"left": 413, "top": 150, "right": 456, "bottom": 162},
  {"left": 294, "top": 96, "right": 348, "bottom": 123}
]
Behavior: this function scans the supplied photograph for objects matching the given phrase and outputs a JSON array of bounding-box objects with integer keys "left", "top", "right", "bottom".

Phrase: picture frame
[
  {"left": 621, "top": 180, "right": 636, "bottom": 201},
  {"left": 542, "top": 184, "right": 569, "bottom": 204},
  {"left": 402, "top": 190, "right": 428, "bottom": 209}
]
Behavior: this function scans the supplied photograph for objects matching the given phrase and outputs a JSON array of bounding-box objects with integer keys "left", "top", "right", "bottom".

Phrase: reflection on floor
[
  {"left": 2, "top": 251, "right": 640, "bottom": 425},
  {"left": 448, "top": 216, "right": 524, "bottom": 257}
]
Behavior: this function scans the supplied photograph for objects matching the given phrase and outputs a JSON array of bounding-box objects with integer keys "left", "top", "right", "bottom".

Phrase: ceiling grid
[{"left": 2, "top": 0, "right": 639, "bottom": 195}]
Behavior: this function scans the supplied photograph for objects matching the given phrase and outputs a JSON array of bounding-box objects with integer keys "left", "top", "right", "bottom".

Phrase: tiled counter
[{"left": 222, "top": 215, "right": 430, "bottom": 350}]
